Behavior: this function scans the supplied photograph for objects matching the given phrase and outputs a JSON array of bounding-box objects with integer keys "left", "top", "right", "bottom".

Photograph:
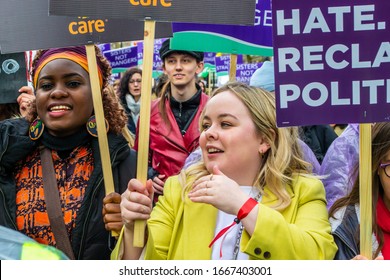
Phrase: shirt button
[
  {"left": 254, "top": 248, "right": 262, "bottom": 255},
  {"left": 263, "top": 251, "right": 271, "bottom": 259}
]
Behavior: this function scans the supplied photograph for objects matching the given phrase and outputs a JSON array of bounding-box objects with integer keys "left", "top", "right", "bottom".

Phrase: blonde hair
[{"left": 179, "top": 82, "right": 311, "bottom": 211}]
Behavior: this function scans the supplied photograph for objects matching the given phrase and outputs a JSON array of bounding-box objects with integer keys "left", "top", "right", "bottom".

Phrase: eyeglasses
[
  {"left": 379, "top": 162, "right": 390, "bottom": 178},
  {"left": 129, "top": 79, "right": 142, "bottom": 84}
]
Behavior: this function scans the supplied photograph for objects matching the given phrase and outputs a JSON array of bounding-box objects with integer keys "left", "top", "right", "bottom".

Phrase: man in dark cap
[{"left": 134, "top": 38, "right": 209, "bottom": 202}]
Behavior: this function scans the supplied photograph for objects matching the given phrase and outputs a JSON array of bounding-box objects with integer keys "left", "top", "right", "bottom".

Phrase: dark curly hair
[
  {"left": 26, "top": 45, "right": 128, "bottom": 134},
  {"left": 118, "top": 67, "right": 142, "bottom": 99}
]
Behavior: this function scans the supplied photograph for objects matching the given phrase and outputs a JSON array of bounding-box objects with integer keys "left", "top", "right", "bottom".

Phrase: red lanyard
[{"left": 209, "top": 198, "right": 258, "bottom": 258}]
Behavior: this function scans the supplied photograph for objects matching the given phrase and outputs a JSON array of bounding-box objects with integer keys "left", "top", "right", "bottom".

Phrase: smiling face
[
  {"left": 35, "top": 58, "right": 94, "bottom": 137},
  {"left": 199, "top": 90, "right": 269, "bottom": 186},
  {"left": 163, "top": 53, "right": 203, "bottom": 98}
]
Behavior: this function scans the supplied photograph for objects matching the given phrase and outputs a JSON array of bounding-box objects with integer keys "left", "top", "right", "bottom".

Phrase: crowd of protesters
[{"left": 0, "top": 38, "right": 387, "bottom": 261}]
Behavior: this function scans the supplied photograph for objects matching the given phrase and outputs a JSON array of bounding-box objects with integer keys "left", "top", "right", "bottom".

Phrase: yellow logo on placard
[
  {"left": 68, "top": 18, "right": 106, "bottom": 35},
  {"left": 129, "top": 0, "right": 172, "bottom": 7}
]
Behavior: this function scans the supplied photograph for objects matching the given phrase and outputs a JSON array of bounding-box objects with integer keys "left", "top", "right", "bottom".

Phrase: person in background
[
  {"left": 113, "top": 79, "right": 121, "bottom": 96},
  {"left": 329, "top": 122, "right": 390, "bottom": 260},
  {"left": 118, "top": 67, "right": 142, "bottom": 136},
  {"left": 320, "top": 123, "right": 359, "bottom": 209},
  {"left": 330, "top": 123, "right": 348, "bottom": 136},
  {"left": 249, "top": 60, "right": 275, "bottom": 92},
  {"left": 0, "top": 45, "right": 136, "bottom": 259},
  {"left": 0, "top": 225, "right": 69, "bottom": 260},
  {"left": 0, "top": 103, "right": 20, "bottom": 121},
  {"left": 134, "top": 38, "right": 208, "bottom": 202},
  {"left": 298, "top": 125, "right": 338, "bottom": 165},
  {"left": 152, "top": 73, "right": 169, "bottom": 99},
  {"left": 0, "top": 86, "right": 35, "bottom": 121},
  {"left": 114, "top": 82, "right": 337, "bottom": 260},
  {"left": 198, "top": 79, "right": 207, "bottom": 93},
  {"left": 107, "top": 83, "right": 135, "bottom": 148}
]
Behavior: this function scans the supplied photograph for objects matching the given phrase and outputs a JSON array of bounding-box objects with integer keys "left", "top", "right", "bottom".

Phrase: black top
[{"left": 170, "top": 87, "right": 202, "bottom": 136}]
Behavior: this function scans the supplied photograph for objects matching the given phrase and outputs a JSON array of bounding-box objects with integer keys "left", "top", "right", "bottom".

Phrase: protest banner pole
[
  {"left": 229, "top": 54, "right": 237, "bottom": 81},
  {"left": 133, "top": 18, "right": 156, "bottom": 248},
  {"left": 359, "top": 123, "right": 372, "bottom": 259},
  {"left": 85, "top": 44, "right": 117, "bottom": 237},
  {"left": 208, "top": 69, "right": 212, "bottom": 94}
]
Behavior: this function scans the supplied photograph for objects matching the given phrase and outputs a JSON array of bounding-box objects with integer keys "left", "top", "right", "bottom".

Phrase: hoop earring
[
  {"left": 29, "top": 118, "right": 45, "bottom": 140},
  {"left": 86, "top": 115, "right": 109, "bottom": 137}
]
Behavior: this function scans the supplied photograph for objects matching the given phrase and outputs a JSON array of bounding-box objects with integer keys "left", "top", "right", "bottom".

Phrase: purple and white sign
[
  {"left": 137, "top": 39, "right": 165, "bottom": 78},
  {"left": 273, "top": 0, "right": 390, "bottom": 127},
  {"left": 236, "top": 62, "right": 263, "bottom": 85},
  {"left": 103, "top": 46, "right": 138, "bottom": 73},
  {"left": 171, "top": 0, "right": 272, "bottom": 56},
  {"left": 204, "top": 52, "right": 216, "bottom": 68},
  {"left": 98, "top": 43, "right": 111, "bottom": 53},
  {"left": 215, "top": 55, "right": 244, "bottom": 77}
]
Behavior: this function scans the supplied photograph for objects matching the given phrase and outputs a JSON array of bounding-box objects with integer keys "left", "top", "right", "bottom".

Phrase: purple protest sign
[
  {"left": 103, "top": 46, "right": 138, "bottom": 73},
  {"left": 215, "top": 56, "right": 230, "bottom": 77},
  {"left": 272, "top": 0, "right": 390, "bottom": 127},
  {"left": 171, "top": 0, "right": 272, "bottom": 56},
  {"left": 236, "top": 62, "right": 263, "bottom": 85},
  {"left": 98, "top": 43, "right": 111, "bottom": 53},
  {"left": 215, "top": 55, "right": 244, "bottom": 77},
  {"left": 214, "top": 55, "right": 261, "bottom": 84},
  {"left": 204, "top": 52, "right": 216, "bottom": 68},
  {"left": 137, "top": 39, "right": 165, "bottom": 78}
]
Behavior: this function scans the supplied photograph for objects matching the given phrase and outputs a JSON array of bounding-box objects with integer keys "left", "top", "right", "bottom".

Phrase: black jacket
[
  {"left": 330, "top": 204, "right": 382, "bottom": 260},
  {"left": 299, "top": 125, "right": 338, "bottom": 164},
  {"left": 331, "top": 205, "right": 360, "bottom": 260},
  {"left": 0, "top": 118, "right": 137, "bottom": 259}
]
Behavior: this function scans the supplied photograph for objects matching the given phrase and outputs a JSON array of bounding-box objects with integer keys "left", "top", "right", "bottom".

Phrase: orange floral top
[{"left": 14, "top": 145, "right": 94, "bottom": 246}]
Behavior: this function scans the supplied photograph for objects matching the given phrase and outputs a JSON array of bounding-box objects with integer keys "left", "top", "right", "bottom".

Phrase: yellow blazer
[{"left": 112, "top": 174, "right": 337, "bottom": 260}]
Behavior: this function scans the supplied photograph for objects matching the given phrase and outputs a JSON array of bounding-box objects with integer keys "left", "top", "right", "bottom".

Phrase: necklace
[{"left": 232, "top": 191, "right": 262, "bottom": 260}]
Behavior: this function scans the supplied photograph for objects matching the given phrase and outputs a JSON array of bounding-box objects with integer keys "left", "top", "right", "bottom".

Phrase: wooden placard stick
[
  {"left": 229, "top": 54, "right": 237, "bottom": 82},
  {"left": 85, "top": 44, "right": 117, "bottom": 237},
  {"left": 207, "top": 69, "right": 212, "bottom": 94},
  {"left": 359, "top": 123, "right": 372, "bottom": 259},
  {"left": 133, "top": 19, "right": 156, "bottom": 248}
]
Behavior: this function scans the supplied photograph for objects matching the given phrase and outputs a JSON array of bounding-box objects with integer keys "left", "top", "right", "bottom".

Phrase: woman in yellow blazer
[{"left": 113, "top": 82, "right": 337, "bottom": 260}]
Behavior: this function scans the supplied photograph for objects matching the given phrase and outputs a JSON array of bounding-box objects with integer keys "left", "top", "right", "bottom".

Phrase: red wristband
[
  {"left": 237, "top": 197, "right": 258, "bottom": 221},
  {"left": 208, "top": 198, "right": 258, "bottom": 254}
]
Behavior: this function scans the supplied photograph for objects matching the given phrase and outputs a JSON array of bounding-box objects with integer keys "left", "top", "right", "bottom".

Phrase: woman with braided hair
[{"left": 0, "top": 45, "right": 136, "bottom": 259}]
